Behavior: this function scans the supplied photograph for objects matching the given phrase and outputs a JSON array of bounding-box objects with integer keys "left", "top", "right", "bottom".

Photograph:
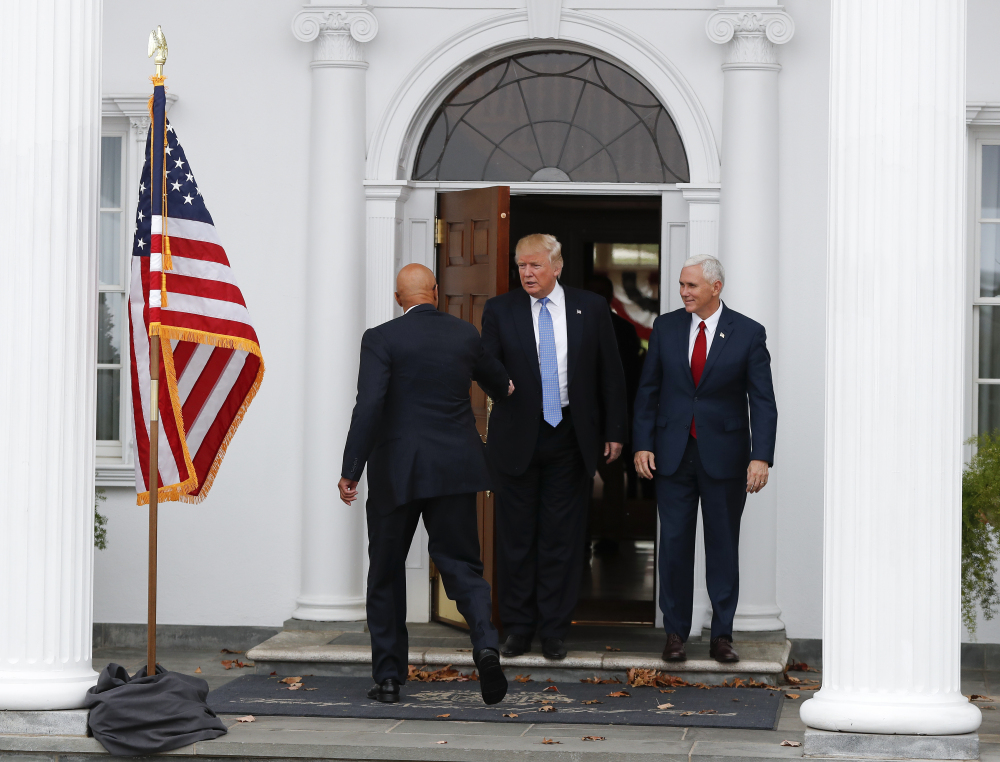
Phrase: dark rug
[{"left": 208, "top": 675, "right": 781, "bottom": 729}]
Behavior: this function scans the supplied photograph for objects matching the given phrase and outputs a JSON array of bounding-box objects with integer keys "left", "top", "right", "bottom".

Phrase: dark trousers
[
  {"left": 366, "top": 492, "right": 498, "bottom": 683},
  {"left": 495, "top": 408, "right": 590, "bottom": 641},
  {"left": 655, "top": 436, "right": 747, "bottom": 641}
]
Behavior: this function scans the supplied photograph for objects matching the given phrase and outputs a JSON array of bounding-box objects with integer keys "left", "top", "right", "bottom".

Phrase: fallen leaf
[
  {"left": 514, "top": 674, "right": 532, "bottom": 683},
  {"left": 680, "top": 711, "right": 694, "bottom": 716},
  {"left": 987, "top": 706, "right": 997, "bottom": 710},
  {"left": 581, "top": 675, "right": 622, "bottom": 684},
  {"left": 407, "top": 664, "right": 478, "bottom": 682},
  {"left": 605, "top": 646, "right": 621, "bottom": 652},
  {"left": 659, "top": 689, "right": 675, "bottom": 694},
  {"left": 781, "top": 740, "right": 802, "bottom": 747},
  {"left": 786, "top": 675, "right": 801, "bottom": 684},
  {"left": 732, "top": 698, "right": 740, "bottom": 702},
  {"left": 581, "top": 700, "right": 603, "bottom": 705},
  {"left": 582, "top": 736, "right": 605, "bottom": 741},
  {"left": 221, "top": 660, "right": 233, "bottom": 670},
  {"left": 546, "top": 678, "right": 555, "bottom": 682},
  {"left": 437, "top": 714, "right": 451, "bottom": 718},
  {"left": 221, "top": 648, "right": 244, "bottom": 654},
  {"left": 236, "top": 715, "right": 255, "bottom": 723},
  {"left": 503, "top": 713, "right": 519, "bottom": 718},
  {"left": 456, "top": 648, "right": 471, "bottom": 652},
  {"left": 304, "top": 687, "right": 318, "bottom": 691},
  {"left": 543, "top": 685, "right": 559, "bottom": 692},
  {"left": 436, "top": 740, "right": 447, "bottom": 744},
  {"left": 698, "top": 709, "right": 718, "bottom": 714},
  {"left": 786, "top": 693, "right": 800, "bottom": 700},
  {"left": 280, "top": 676, "right": 302, "bottom": 685},
  {"left": 194, "top": 667, "right": 202, "bottom": 673},
  {"left": 287, "top": 684, "right": 302, "bottom": 691},
  {"left": 971, "top": 694, "right": 994, "bottom": 702},
  {"left": 270, "top": 671, "right": 277, "bottom": 676},
  {"left": 607, "top": 690, "right": 630, "bottom": 697},
  {"left": 541, "top": 738, "right": 561, "bottom": 745},
  {"left": 786, "top": 660, "right": 818, "bottom": 672},
  {"left": 657, "top": 703, "right": 674, "bottom": 710},
  {"left": 539, "top": 705, "right": 557, "bottom": 713}
]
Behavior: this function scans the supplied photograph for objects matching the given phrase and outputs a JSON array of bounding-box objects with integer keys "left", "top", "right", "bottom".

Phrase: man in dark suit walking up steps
[
  {"left": 339, "top": 264, "right": 512, "bottom": 705},
  {"left": 633, "top": 254, "right": 777, "bottom": 664},
  {"left": 481, "top": 234, "right": 627, "bottom": 660}
]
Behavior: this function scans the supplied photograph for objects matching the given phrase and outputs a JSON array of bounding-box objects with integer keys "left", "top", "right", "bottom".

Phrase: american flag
[{"left": 129, "top": 82, "right": 264, "bottom": 504}]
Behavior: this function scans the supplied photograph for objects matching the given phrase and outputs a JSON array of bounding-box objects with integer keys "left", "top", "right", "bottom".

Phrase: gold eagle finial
[{"left": 147, "top": 26, "right": 168, "bottom": 77}]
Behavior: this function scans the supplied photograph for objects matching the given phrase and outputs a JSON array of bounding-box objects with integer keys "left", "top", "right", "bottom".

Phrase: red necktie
[{"left": 690, "top": 321, "right": 706, "bottom": 438}]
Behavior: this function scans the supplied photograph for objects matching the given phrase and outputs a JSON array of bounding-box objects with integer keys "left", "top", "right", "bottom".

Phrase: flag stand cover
[{"left": 134, "top": 28, "right": 264, "bottom": 676}]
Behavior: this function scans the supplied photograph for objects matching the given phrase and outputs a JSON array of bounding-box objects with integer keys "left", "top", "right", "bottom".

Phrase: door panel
[{"left": 431, "top": 186, "right": 510, "bottom": 631}]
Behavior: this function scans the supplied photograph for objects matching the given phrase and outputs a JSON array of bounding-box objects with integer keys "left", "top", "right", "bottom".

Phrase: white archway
[{"left": 366, "top": 10, "right": 720, "bottom": 185}]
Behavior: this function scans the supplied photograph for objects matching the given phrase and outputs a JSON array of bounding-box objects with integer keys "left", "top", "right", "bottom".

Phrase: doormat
[{"left": 208, "top": 675, "right": 781, "bottom": 729}]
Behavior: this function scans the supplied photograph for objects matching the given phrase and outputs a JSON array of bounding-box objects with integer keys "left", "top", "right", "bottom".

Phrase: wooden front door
[{"left": 431, "top": 186, "right": 510, "bottom": 631}]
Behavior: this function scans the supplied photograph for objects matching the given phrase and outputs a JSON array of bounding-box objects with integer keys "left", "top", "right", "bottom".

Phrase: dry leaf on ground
[
  {"left": 659, "top": 689, "right": 675, "bottom": 694},
  {"left": 437, "top": 714, "right": 451, "bottom": 718},
  {"left": 970, "top": 694, "right": 993, "bottom": 701},
  {"left": 986, "top": 706, "right": 997, "bottom": 710},
  {"left": 236, "top": 715, "right": 255, "bottom": 723},
  {"left": 786, "top": 675, "right": 801, "bottom": 684},
  {"left": 581, "top": 700, "right": 603, "bottom": 705},
  {"left": 269, "top": 671, "right": 277, "bottom": 676},
  {"left": 514, "top": 674, "right": 532, "bottom": 683},
  {"left": 194, "top": 667, "right": 202, "bottom": 673},
  {"left": 407, "top": 664, "right": 478, "bottom": 682},
  {"left": 539, "top": 705, "right": 557, "bottom": 713},
  {"left": 541, "top": 738, "right": 561, "bottom": 745},
  {"left": 543, "top": 685, "right": 559, "bottom": 692},
  {"left": 698, "top": 709, "right": 718, "bottom": 714},
  {"left": 503, "top": 713, "right": 519, "bottom": 718},
  {"left": 305, "top": 687, "right": 318, "bottom": 691},
  {"left": 221, "top": 660, "right": 234, "bottom": 670},
  {"left": 287, "top": 684, "right": 302, "bottom": 691},
  {"left": 657, "top": 703, "right": 674, "bottom": 710},
  {"left": 280, "top": 676, "right": 302, "bottom": 684},
  {"left": 436, "top": 740, "right": 447, "bottom": 744},
  {"left": 605, "top": 646, "right": 621, "bottom": 651},
  {"left": 221, "top": 648, "right": 244, "bottom": 654},
  {"left": 785, "top": 694, "right": 800, "bottom": 700},
  {"left": 581, "top": 675, "right": 622, "bottom": 684},
  {"left": 607, "top": 691, "right": 630, "bottom": 697},
  {"left": 582, "top": 736, "right": 605, "bottom": 741},
  {"left": 781, "top": 740, "right": 802, "bottom": 747},
  {"left": 786, "top": 660, "right": 817, "bottom": 672},
  {"left": 680, "top": 711, "right": 694, "bottom": 716}
]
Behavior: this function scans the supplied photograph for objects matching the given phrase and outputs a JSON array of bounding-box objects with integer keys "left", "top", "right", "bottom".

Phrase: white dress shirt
[
  {"left": 530, "top": 281, "right": 570, "bottom": 407},
  {"left": 688, "top": 301, "right": 724, "bottom": 365}
]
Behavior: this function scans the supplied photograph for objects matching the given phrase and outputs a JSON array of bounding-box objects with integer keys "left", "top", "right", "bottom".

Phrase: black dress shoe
[
  {"left": 474, "top": 648, "right": 508, "bottom": 705},
  {"left": 662, "top": 633, "right": 686, "bottom": 662},
  {"left": 367, "top": 677, "right": 401, "bottom": 703},
  {"left": 710, "top": 636, "right": 740, "bottom": 663},
  {"left": 541, "top": 638, "right": 567, "bottom": 660},
  {"left": 499, "top": 634, "right": 531, "bottom": 656}
]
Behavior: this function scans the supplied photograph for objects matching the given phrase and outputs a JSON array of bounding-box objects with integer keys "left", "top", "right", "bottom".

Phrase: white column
[
  {"left": 365, "top": 182, "right": 411, "bottom": 328},
  {"left": 291, "top": 4, "right": 378, "bottom": 622},
  {"left": 706, "top": 7, "right": 793, "bottom": 634},
  {"left": 0, "top": 0, "right": 102, "bottom": 709},
  {"left": 800, "top": 0, "right": 980, "bottom": 736},
  {"left": 677, "top": 184, "right": 721, "bottom": 261}
]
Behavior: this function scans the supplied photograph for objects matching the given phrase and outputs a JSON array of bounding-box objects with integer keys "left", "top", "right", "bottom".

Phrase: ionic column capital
[
  {"left": 291, "top": 5, "right": 379, "bottom": 67},
  {"left": 706, "top": 7, "right": 794, "bottom": 67}
]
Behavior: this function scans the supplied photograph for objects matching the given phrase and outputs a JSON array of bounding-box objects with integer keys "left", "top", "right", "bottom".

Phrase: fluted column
[
  {"left": 0, "top": 0, "right": 102, "bottom": 709},
  {"left": 799, "top": 0, "right": 980, "bottom": 737},
  {"left": 291, "top": 4, "right": 377, "bottom": 621},
  {"left": 706, "top": 7, "right": 792, "bottom": 634}
]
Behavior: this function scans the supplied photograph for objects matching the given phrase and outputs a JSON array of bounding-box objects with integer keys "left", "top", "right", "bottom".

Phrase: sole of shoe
[
  {"left": 375, "top": 693, "right": 400, "bottom": 703},
  {"left": 663, "top": 654, "right": 687, "bottom": 662},
  {"left": 478, "top": 658, "right": 508, "bottom": 705}
]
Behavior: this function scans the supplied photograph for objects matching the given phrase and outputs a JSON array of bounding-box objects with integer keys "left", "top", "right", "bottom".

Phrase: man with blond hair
[
  {"left": 633, "top": 254, "right": 777, "bottom": 664},
  {"left": 481, "top": 234, "right": 627, "bottom": 660}
]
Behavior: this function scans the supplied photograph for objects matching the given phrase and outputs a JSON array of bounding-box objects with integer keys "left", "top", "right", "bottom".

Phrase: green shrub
[
  {"left": 94, "top": 487, "right": 108, "bottom": 551},
  {"left": 962, "top": 432, "right": 1000, "bottom": 636}
]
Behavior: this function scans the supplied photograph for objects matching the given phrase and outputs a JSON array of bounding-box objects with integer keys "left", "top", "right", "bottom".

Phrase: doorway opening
[{"left": 509, "top": 193, "right": 662, "bottom": 627}]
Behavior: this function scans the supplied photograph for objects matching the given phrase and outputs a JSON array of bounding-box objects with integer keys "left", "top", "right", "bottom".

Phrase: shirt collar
[
  {"left": 530, "top": 280, "right": 564, "bottom": 308},
  {"left": 692, "top": 301, "right": 724, "bottom": 331}
]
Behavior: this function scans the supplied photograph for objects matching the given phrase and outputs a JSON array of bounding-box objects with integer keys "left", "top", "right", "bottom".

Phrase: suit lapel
[
  {"left": 697, "top": 306, "right": 735, "bottom": 389},
  {"left": 565, "top": 285, "right": 583, "bottom": 385},
  {"left": 513, "top": 290, "right": 542, "bottom": 388}
]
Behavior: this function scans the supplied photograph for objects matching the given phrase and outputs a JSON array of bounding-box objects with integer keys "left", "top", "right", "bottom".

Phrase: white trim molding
[
  {"left": 968, "top": 103, "right": 1000, "bottom": 126},
  {"left": 527, "top": 0, "right": 563, "bottom": 39},
  {"left": 706, "top": 7, "right": 794, "bottom": 67},
  {"left": 366, "top": 10, "right": 720, "bottom": 185}
]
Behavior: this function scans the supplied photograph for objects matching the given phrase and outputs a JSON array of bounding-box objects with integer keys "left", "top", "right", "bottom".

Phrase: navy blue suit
[
  {"left": 342, "top": 303, "right": 510, "bottom": 682},
  {"left": 633, "top": 304, "right": 776, "bottom": 640}
]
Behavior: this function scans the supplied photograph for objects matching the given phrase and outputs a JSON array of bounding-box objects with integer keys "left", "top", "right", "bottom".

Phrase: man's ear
[
  {"left": 394, "top": 292, "right": 403, "bottom": 307},
  {"left": 433, "top": 283, "right": 439, "bottom": 304}
]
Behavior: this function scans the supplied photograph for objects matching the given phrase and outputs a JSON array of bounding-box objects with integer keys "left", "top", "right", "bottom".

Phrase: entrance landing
[{"left": 246, "top": 622, "right": 791, "bottom": 686}]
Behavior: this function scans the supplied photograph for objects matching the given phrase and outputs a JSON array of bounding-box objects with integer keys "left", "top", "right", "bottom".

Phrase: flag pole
[{"left": 147, "top": 26, "right": 168, "bottom": 678}]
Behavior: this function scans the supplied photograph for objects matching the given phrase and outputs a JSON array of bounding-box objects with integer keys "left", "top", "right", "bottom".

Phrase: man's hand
[
  {"left": 747, "top": 460, "right": 769, "bottom": 494},
  {"left": 507, "top": 380, "right": 515, "bottom": 397},
  {"left": 604, "top": 442, "right": 623, "bottom": 464},
  {"left": 338, "top": 477, "right": 359, "bottom": 505},
  {"left": 634, "top": 450, "right": 656, "bottom": 479}
]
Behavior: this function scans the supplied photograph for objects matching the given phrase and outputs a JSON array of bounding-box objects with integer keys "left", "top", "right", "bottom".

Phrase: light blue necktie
[{"left": 538, "top": 297, "right": 563, "bottom": 427}]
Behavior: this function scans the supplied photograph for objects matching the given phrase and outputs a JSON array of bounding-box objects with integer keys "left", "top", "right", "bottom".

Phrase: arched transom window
[{"left": 413, "top": 52, "right": 690, "bottom": 184}]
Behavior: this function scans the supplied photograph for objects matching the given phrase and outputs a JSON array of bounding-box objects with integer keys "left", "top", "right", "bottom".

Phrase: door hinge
[{"left": 434, "top": 217, "right": 446, "bottom": 245}]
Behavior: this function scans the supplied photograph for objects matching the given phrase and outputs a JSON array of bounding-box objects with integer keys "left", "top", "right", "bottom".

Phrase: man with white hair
[
  {"left": 481, "top": 234, "right": 627, "bottom": 660},
  {"left": 633, "top": 254, "right": 777, "bottom": 664}
]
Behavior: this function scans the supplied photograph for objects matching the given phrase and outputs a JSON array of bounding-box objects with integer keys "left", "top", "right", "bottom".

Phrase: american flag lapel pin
[
  {"left": 576, "top": 309, "right": 582, "bottom": 314},
  {"left": 720, "top": 332, "right": 725, "bottom": 338}
]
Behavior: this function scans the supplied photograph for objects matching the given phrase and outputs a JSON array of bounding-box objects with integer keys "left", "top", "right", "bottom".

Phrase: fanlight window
[{"left": 413, "top": 52, "right": 690, "bottom": 184}]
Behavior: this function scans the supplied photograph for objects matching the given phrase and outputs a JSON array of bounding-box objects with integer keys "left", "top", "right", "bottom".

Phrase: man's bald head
[{"left": 395, "top": 264, "right": 438, "bottom": 312}]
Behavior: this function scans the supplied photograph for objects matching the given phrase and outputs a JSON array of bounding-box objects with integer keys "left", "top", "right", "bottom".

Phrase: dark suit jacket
[
  {"left": 341, "top": 303, "right": 510, "bottom": 514},
  {"left": 632, "top": 305, "right": 777, "bottom": 480},
  {"left": 480, "top": 285, "right": 628, "bottom": 477}
]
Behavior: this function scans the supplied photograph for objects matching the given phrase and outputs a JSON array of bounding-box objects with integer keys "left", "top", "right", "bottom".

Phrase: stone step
[{"left": 247, "top": 630, "right": 792, "bottom": 685}]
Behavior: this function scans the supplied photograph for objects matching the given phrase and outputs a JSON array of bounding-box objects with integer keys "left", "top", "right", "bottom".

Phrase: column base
[
  {"left": 292, "top": 595, "right": 367, "bottom": 622},
  {"left": 800, "top": 691, "right": 982, "bottom": 736},
  {"left": 0, "top": 709, "right": 90, "bottom": 736},
  {"left": 733, "top": 604, "right": 784, "bottom": 633},
  {"left": 283, "top": 618, "right": 367, "bottom": 633},
  {"left": 0, "top": 669, "right": 99, "bottom": 711},
  {"left": 804, "top": 729, "right": 978, "bottom": 760}
]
